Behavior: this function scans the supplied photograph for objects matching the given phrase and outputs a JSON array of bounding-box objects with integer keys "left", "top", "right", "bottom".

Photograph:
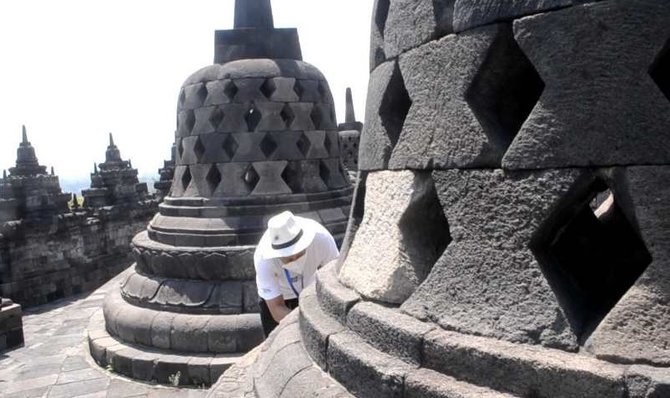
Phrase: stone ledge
[
  {"left": 298, "top": 284, "right": 345, "bottom": 371},
  {"left": 346, "top": 301, "right": 434, "bottom": 366},
  {"left": 405, "top": 368, "right": 520, "bottom": 398},
  {"left": 87, "top": 309, "right": 241, "bottom": 387},
  {"left": 315, "top": 262, "right": 360, "bottom": 324},
  {"left": 103, "top": 287, "right": 264, "bottom": 354},
  {"left": 327, "top": 331, "right": 417, "bottom": 398},
  {"left": 423, "top": 328, "right": 628, "bottom": 398}
]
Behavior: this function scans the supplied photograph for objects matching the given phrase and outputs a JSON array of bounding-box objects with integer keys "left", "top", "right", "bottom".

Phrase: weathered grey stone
[
  {"left": 586, "top": 166, "right": 670, "bottom": 366},
  {"left": 346, "top": 302, "right": 434, "bottom": 365},
  {"left": 625, "top": 365, "right": 670, "bottom": 398},
  {"left": 503, "top": 0, "right": 670, "bottom": 169},
  {"left": 389, "top": 24, "right": 542, "bottom": 170},
  {"left": 405, "top": 368, "right": 519, "bottom": 398},
  {"left": 384, "top": 0, "right": 453, "bottom": 59},
  {"left": 358, "top": 60, "right": 398, "bottom": 170},
  {"left": 298, "top": 284, "right": 345, "bottom": 370},
  {"left": 339, "top": 171, "right": 450, "bottom": 304},
  {"left": 452, "top": 0, "right": 574, "bottom": 32},
  {"left": 327, "top": 331, "right": 416, "bottom": 398},
  {"left": 170, "top": 315, "right": 210, "bottom": 352},
  {"left": 402, "top": 169, "right": 582, "bottom": 350},
  {"left": 423, "top": 329, "right": 627, "bottom": 398},
  {"left": 315, "top": 263, "right": 360, "bottom": 324}
]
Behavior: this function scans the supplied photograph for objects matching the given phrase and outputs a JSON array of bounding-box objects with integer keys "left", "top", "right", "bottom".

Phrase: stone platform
[{"left": 0, "top": 269, "right": 209, "bottom": 398}]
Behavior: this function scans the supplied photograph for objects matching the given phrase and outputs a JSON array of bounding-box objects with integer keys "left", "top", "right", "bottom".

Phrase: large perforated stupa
[{"left": 88, "top": 0, "right": 352, "bottom": 386}]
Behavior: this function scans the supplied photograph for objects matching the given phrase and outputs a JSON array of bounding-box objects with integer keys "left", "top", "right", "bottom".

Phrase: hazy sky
[{"left": 0, "top": 0, "right": 373, "bottom": 186}]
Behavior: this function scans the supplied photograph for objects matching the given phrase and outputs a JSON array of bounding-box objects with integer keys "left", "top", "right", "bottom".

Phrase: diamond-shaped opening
[
  {"left": 224, "top": 80, "right": 238, "bottom": 101},
  {"left": 280, "top": 162, "right": 303, "bottom": 193},
  {"left": 181, "top": 166, "right": 192, "bottom": 190},
  {"left": 177, "top": 138, "right": 185, "bottom": 160},
  {"left": 246, "top": 103, "right": 262, "bottom": 132},
  {"left": 324, "top": 133, "right": 332, "bottom": 155},
  {"left": 260, "top": 79, "right": 277, "bottom": 100},
  {"left": 184, "top": 110, "right": 196, "bottom": 133},
  {"left": 296, "top": 133, "right": 311, "bottom": 157},
  {"left": 206, "top": 164, "right": 222, "bottom": 194},
  {"left": 380, "top": 62, "right": 412, "bottom": 150},
  {"left": 465, "top": 25, "right": 544, "bottom": 152},
  {"left": 193, "top": 136, "right": 206, "bottom": 162},
  {"left": 222, "top": 135, "right": 239, "bottom": 159},
  {"left": 178, "top": 89, "right": 186, "bottom": 108},
  {"left": 260, "top": 134, "right": 278, "bottom": 159},
  {"left": 209, "top": 107, "right": 224, "bottom": 129},
  {"left": 293, "top": 80, "right": 305, "bottom": 100},
  {"left": 319, "top": 160, "right": 331, "bottom": 188},
  {"left": 311, "top": 104, "right": 323, "bottom": 130},
  {"left": 399, "top": 173, "right": 452, "bottom": 287},
  {"left": 243, "top": 165, "right": 260, "bottom": 192},
  {"left": 196, "top": 84, "right": 208, "bottom": 104},
  {"left": 649, "top": 38, "right": 670, "bottom": 103},
  {"left": 375, "top": 0, "right": 390, "bottom": 38},
  {"left": 280, "top": 104, "right": 295, "bottom": 128},
  {"left": 530, "top": 176, "right": 652, "bottom": 344}
]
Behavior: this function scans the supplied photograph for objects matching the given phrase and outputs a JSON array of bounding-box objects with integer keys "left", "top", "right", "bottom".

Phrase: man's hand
[{"left": 265, "top": 295, "right": 293, "bottom": 323}]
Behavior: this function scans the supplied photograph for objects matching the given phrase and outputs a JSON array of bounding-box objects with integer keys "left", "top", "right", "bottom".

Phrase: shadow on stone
[{"left": 531, "top": 173, "right": 652, "bottom": 345}]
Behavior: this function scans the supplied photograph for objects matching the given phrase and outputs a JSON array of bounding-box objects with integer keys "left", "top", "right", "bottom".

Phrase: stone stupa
[
  {"left": 0, "top": 126, "right": 69, "bottom": 223},
  {"left": 209, "top": 1, "right": 670, "bottom": 397},
  {"left": 88, "top": 0, "right": 352, "bottom": 386},
  {"left": 82, "top": 133, "right": 150, "bottom": 209},
  {"left": 338, "top": 88, "right": 363, "bottom": 175}
]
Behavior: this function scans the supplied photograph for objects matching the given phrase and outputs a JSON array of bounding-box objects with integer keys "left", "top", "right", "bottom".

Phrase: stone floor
[{"left": 0, "top": 273, "right": 209, "bottom": 398}]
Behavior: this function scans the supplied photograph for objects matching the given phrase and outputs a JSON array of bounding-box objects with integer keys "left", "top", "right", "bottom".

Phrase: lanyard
[{"left": 283, "top": 269, "right": 300, "bottom": 297}]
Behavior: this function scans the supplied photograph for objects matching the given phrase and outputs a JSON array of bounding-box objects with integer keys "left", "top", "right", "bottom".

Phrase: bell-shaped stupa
[
  {"left": 88, "top": 0, "right": 352, "bottom": 387},
  {"left": 210, "top": 1, "right": 670, "bottom": 397}
]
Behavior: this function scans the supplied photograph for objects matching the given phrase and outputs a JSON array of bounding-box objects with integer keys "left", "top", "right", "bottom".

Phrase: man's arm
[{"left": 265, "top": 295, "right": 293, "bottom": 322}]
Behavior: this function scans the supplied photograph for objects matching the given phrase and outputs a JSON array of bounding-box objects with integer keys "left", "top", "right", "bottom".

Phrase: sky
[{"left": 0, "top": 0, "right": 374, "bottom": 189}]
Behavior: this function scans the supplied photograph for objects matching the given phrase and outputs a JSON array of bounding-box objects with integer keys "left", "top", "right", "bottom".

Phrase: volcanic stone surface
[
  {"left": 91, "top": 0, "right": 352, "bottom": 387},
  {"left": 217, "top": 0, "right": 670, "bottom": 396}
]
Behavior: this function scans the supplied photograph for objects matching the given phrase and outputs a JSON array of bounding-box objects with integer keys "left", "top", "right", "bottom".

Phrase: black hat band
[{"left": 271, "top": 229, "right": 304, "bottom": 250}]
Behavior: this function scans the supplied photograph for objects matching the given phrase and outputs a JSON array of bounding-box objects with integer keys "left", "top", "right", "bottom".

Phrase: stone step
[{"left": 87, "top": 309, "right": 243, "bottom": 387}]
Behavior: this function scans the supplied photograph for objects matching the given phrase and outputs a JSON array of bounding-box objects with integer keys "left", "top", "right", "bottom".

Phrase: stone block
[
  {"left": 154, "top": 354, "right": 191, "bottom": 386},
  {"left": 625, "top": 365, "right": 670, "bottom": 398},
  {"left": 279, "top": 366, "right": 354, "bottom": 398},
  {"left": 384, "top": 0, "right": 453, "bottom": 59},
  {"left": 339, "top": 170, "right": 450, "bottom": 304},
  {"left": 254, "top": 340, "right": 314, "bottom": 398},
  {"left": 402, "top": 168, "right": 582, "bottom": 350},
  {"left": 405, "top": 368, "right": 518, "bottom": 398},
  {"left": 347, "top": 302, "right": 434, "bottom": 365},
  {"left": 503, "top": 1, "right": 670, "bottom": 169},
  {"left": 358, "top": 60, "right": 398, "bottom": 170},
  {"left": 315, "top": 263, "right": 360, "bottom": 324},
  {"left": 170, "top": 314, "right": 210, "bottom": 353},
  {"left": 151, "top": 311, "right": 177, "bottom": 350},
  {"left": 390, "top": 24, "right": 542, "bottom": 170},
  {"left": 370, "top": 0, "right": 388, "bottom": 71},
  {"left": 327, "top": 331, "right": 416, "bottom": 398},
  {"left": 206, "top": 314, "right": 263, "bottom": 353},
  {"left": 423, "top": 329, "right": 626, "bottom": 398},
  {"left": 586, "top": 166, "right": 670, "bottom": 366},
  {"left": 452, "top": 0, "right": 574, "bottom": 32},
  {"left": 205, "top": 281, "right": 243, "bottom": 314},
  {"left": 298, "top": 284, "right": 345, "bottom": 370}
]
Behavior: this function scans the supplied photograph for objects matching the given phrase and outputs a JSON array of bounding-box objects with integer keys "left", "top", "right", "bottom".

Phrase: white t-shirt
[{"left": 254, "top": 220, "right": 339, "bottom": 301}]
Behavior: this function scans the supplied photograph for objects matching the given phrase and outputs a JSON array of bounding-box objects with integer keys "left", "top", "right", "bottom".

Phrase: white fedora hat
[{"left": 258, "top": 211, "right": 316, "bottom": 259}]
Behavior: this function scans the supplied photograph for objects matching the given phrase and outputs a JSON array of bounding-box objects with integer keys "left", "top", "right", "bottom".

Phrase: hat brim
[{"left": 259, "top": 216, "right": 317, "bottom": 260}]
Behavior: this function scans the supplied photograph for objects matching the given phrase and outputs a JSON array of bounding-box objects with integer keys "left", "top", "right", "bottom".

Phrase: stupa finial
[
  {"left": 94, "top": 163, "right": 98, "bottom": 174},
  {"left": 345, "top": 88, "right": 356, "bottom": 123},
  {"left": 109, "top": 132, "right": 115, "bottom": 147},
  {"left": 22, "top": 125, "right": 28, "bottom": 144},
  {"left": 50, "top": 166, "right": 55, "bottom": 176},
  {"left": 2, "top": 170, "right": 6, "bottom": 179},
  {"left": 234, "top": 0, "right": 274, "bottom": 29}
]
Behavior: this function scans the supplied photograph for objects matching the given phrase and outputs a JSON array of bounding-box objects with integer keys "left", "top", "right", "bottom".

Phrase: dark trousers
[{"left": 259, "top": 298, "right": 299, "bottom": 337}]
